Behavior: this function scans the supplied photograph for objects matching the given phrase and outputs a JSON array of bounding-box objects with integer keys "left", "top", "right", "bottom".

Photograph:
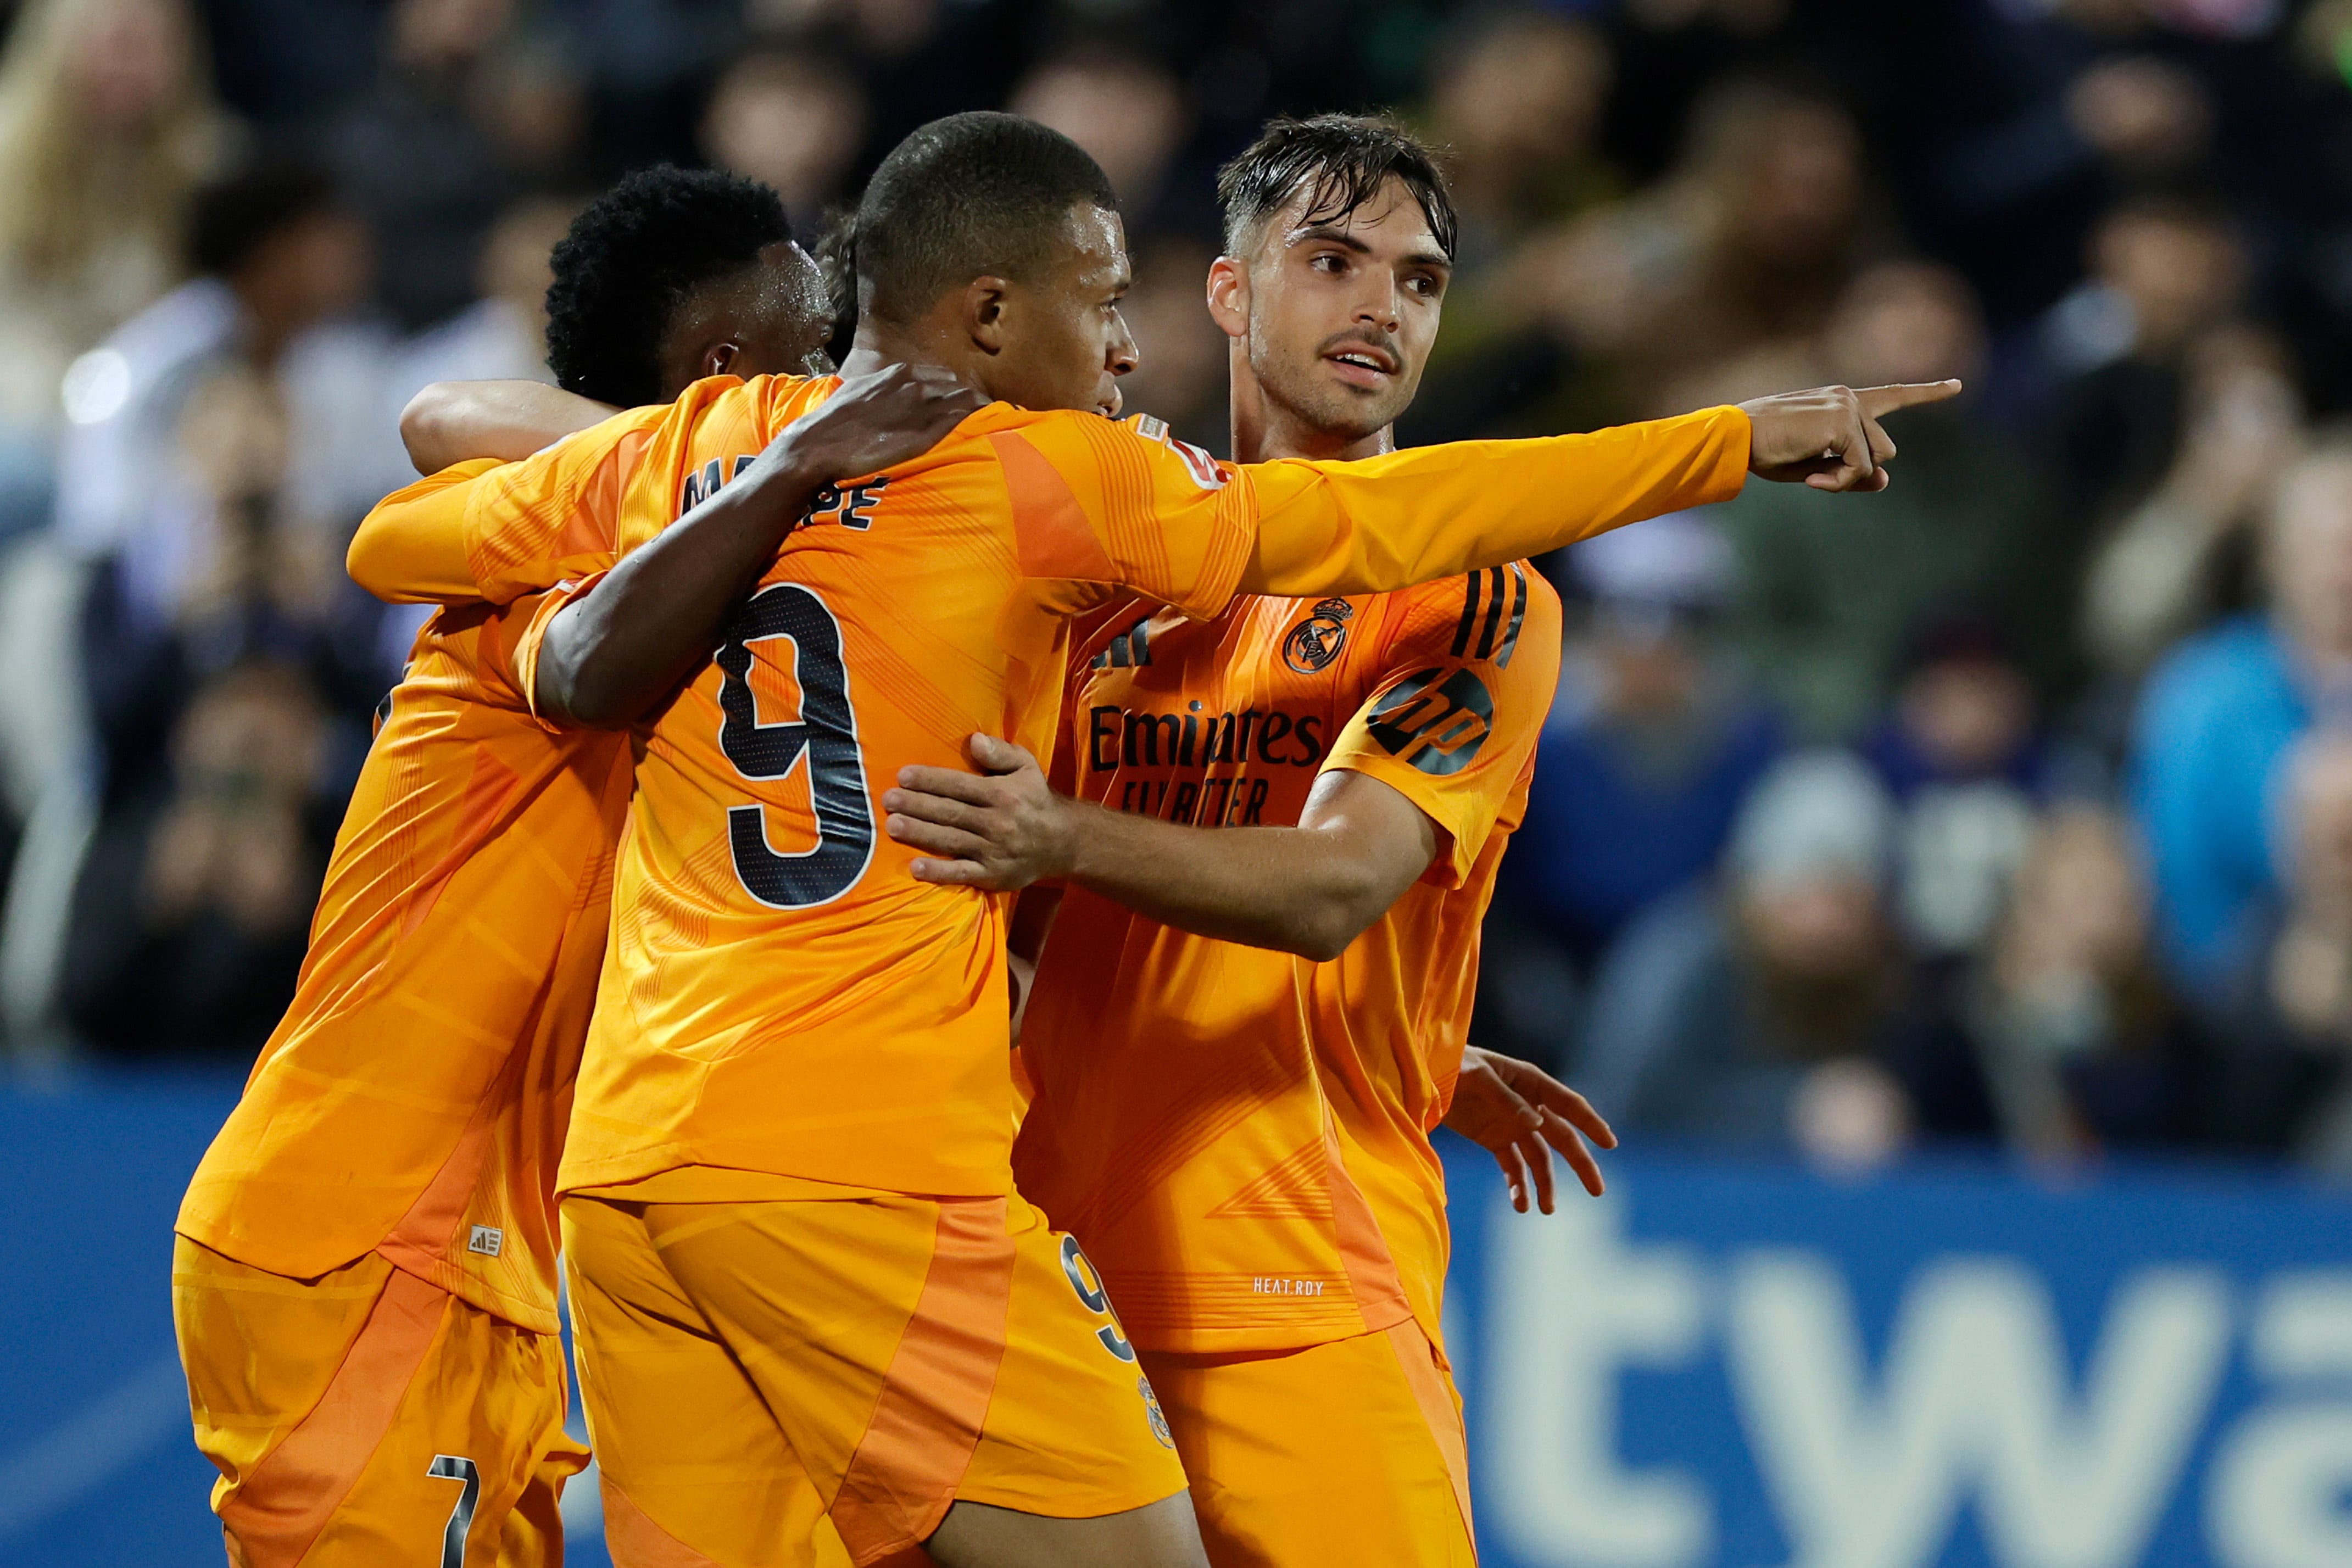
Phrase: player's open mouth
[{"left": 1325, "top": 347, "right": 1397, "bottom": 388}]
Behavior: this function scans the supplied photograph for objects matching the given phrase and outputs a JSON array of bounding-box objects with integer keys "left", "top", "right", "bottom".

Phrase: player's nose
[{"left": 1107, "top": 309, "right": 1140, "bottom": 377}]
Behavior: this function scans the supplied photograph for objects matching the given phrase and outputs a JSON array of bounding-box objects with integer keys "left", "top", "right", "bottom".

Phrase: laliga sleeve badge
[
  {"left": 1283, "top": 598, "right": 1354, "bottom": 674},
  {"left": 1139, "top": 1376, "right": 1175, "bottom": 1448}
]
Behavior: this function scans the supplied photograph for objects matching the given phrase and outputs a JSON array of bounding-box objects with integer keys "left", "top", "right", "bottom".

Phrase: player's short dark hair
[
  {"left": 190, "top": 156, "right": 341, "bottom": 278},
  {"left": 847, "top": 111, "right": 1120, "bottom": 326},
  {"left": 1217, "top": 115, "right": 1458, "bottom": 264},
  {"left": 544, "top": 165, "right": 794, "bottom": 406}
]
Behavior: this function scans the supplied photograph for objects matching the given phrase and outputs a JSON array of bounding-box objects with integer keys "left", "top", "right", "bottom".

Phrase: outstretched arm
[
  {"left": 400, "top": 380, "right": 619, "bottom": 475},
  {"left": 532, "top": 364, "right": 982, "bottom": 727},
  {"left": 1235, "top": 382, "right": 1964, "bottom": 600},
  {"left": 884, "top": 736, "right": 1435, "bottom": 961}
]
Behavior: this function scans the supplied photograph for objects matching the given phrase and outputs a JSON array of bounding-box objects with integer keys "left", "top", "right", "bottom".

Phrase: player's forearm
[
  {"left": 1061, "top": 806, "right": 1391, "bottom": 962},
  {"left": 533, "top": 450, "right": 826, "bottom": 728},
  {"left": 402, "top": 381, "right": 618, "bottom": 475},
  {"left": 1239, "top": 406, "right": 1751, "bottom": 598}
]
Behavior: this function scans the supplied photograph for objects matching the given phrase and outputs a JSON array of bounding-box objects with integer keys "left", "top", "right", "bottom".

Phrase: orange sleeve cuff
[
  {"left": 511, "top": 573, "right": 606, "bottom": 727},
  {"left": 1688, "top": 404, "right": 1753, "bottom": 506}
]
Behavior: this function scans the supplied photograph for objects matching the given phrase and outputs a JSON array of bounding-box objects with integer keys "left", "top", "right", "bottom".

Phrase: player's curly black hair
[{"left": 544, "top": 166, "right": 795, "bottom": 407}]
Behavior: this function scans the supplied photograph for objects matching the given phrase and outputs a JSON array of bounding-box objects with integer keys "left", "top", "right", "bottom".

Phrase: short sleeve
[
  {"left": 1048, "top": 599, "right": 1145, "bottom": 797},
  {"left": 987, "top": 413, "right": 1256, "bottom": 622},
  {"left": 1322, "top": 562, "right": 1564, "bottom": 888},
  {"left": 508, "top": 574, "right": 609, "bottom": 728}
]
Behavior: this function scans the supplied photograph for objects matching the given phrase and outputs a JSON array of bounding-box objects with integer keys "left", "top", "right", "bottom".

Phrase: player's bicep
[{"left": 1294, "top": 769, "right": 1443, "bottom": 908}]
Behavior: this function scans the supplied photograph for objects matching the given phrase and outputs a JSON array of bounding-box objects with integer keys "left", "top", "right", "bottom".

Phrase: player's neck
[
  {"left": 1232, "top": 394, "right": 1395, "bottom": 466},
  {"left": 840, "top": 322, "right": 975, "bottom": 394},
  {"left": 1227, "top": 349, "right": 1394, "bottom": 465}
]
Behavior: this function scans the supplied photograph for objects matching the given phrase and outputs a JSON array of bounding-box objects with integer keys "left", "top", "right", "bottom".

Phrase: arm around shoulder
[{"left": 400, "top": 380, "right": 619, "bottom": 476}]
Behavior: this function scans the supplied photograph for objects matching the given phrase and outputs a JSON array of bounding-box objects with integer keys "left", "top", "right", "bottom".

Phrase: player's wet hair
[
  {"left": 1217, "top": 115, "right": 1458, "bottom": 264},
  {"left": 544, "top": 165, "right": 795, "bottom": 406},
  {"left": 845, "top": 111, "right": 1121, "bottom": 326}
]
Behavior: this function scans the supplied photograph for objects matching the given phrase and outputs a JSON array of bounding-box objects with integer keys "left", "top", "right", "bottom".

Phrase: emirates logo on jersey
[{"left": 1281, "top": 598, "right": 1353, "bottom": 674}]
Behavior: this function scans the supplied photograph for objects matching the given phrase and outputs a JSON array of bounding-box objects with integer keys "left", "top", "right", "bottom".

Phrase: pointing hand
[{"left": 1739, "top": 380, "right": 1964, "bottom": 493}]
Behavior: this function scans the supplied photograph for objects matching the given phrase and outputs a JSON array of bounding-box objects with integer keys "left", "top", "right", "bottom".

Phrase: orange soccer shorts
[
  {"left": 1138, "top": 1319, "right": 1475, "bottom": 1568},
  {"left": 560, "top": 1184, "right": 1187, "bottom": 1568},
  {"left": 171, "top": 1235, "right": 589, "bottom": 1568}
]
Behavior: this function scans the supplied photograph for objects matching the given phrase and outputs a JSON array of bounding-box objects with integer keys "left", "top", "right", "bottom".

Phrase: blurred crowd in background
[{"left": 6, "top": 0, "right": 2352, "bottom": 1181}]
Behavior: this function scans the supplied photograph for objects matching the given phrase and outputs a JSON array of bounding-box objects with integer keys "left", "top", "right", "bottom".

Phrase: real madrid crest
[{"left": 1282, "top": 598, "right": 1353, "bottom": 674}]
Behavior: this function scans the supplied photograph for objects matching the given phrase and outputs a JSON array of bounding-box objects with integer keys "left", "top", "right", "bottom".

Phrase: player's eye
[{"left": 1311, "top": 253, "right": 1347, "bottom": 275}]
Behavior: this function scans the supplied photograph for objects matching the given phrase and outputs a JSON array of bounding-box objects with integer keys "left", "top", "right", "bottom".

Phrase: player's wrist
[{"left": 1055, "top": 799, "right": 1119, "bottom": 888}]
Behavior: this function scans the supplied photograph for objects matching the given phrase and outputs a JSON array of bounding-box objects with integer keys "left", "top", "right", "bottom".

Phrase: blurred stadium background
[{"left": 5, "top": 0, "right": 2352, "bottom": 1562}]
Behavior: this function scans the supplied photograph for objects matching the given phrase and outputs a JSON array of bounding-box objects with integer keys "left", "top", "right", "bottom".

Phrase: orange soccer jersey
[
  {"left": 176, "top": 459, "right": 628, "bottom": 1333},
  {"left": 1013, "top": 566, "right": 1563, "bottom": 1353},
  {"left": 345, "top": 375, "right": 1745, "bottom": 1204}
]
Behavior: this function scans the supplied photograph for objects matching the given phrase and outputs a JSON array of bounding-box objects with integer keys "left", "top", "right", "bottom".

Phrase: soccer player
[
  {"left": 873, "top": 115, "right": 1659, "bottom": 1566},
  {"left": 169, "top": 166, "right": 974, "bottom": 1567},
  {"left": 344, "top": 111, "right": 1950, "bottom": 1568}
]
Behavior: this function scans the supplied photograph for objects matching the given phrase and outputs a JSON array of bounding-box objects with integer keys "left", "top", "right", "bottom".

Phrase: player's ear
[
  {"left": 963, "top": 276, "right": 1012, "bottom": 355},
  {"left": 701, "top": 340, "right": 742, "bottom": 380},
  {"left": 1207, "top": 256, "right": 1249, "bottom": 341}
]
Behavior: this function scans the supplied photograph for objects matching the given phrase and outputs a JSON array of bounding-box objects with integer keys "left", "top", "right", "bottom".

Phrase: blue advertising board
[
  {"left": 1447, "top": 1148, "right": 2352, "bottom": 1568},
  {"left": 6, "top": 1076, "right": 2350, "bottom": 1566}
]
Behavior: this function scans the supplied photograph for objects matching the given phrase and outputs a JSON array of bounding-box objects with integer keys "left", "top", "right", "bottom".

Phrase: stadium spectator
[
  {"left": 2134, "top": 440, "right": 2352, "bottom": 1004},
  {"left": 2043, "top": 195, "right": 2247, "bottom": 533},
  {"left": 58, "top": 624, "right": 337, "bottom": 1059},
  {"left": 1394, "top": 7, "right": 1619, "bottom": 443},
  {"left": 2214, "top": 732, "right": 2352, "bottom": 1171},
  {"left": 1929, "top": 2, "right": 2222, "bottom": 322},
  {"left": 1862, "top": 622, "right": 2081, "bottom": 961},
  {"left": 40, "top": 157, "right": 381, "bottom": 1061},
  {"left": 1421, "top": 7, "right": 1617, "bottom": 271},
  {"left": 1476, "top": 510, "right": 1777, "bottom": 1072},
  {"left": 0, "top": 0, "right": 237, "bottom": 524},
  {"left": 361, "top": 192, "right": 575, "bottom": 660},
  {"left": 57, "top": 275, "right": 366, "bottom": 1058},
  {"left": 56, "top": 157, "right": 377, "bottom": 651},
  {"left": 1573, "top": 750, "right": 1939, "bottom": 1165},
  {"left": 386, "top": 193, "right": 571, "bottom": 402},
  {"left": 1500, "top": 511, "right": 1779, "bottom": 974},
  {"left": 2081, "top": 323, "right": 2304, "bottom": 679},
  {"left": 328, "top": 0, "right": 582, "bottom": 331},
  {"left": 1716, "top": 260, "right": 2064, "bottom": 739},
  {"left": 1965, "top": 805, "right": 2212, "bottom": 1158},
  {"left": 1628, "top": 79, "right": 1875, "bottom": 416},
  {"left": 1007, "top": 45, "right": 1197, "bottom": 239},
  {"left": 701, "top": 48, "right": 865, "bottom": 247}
]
